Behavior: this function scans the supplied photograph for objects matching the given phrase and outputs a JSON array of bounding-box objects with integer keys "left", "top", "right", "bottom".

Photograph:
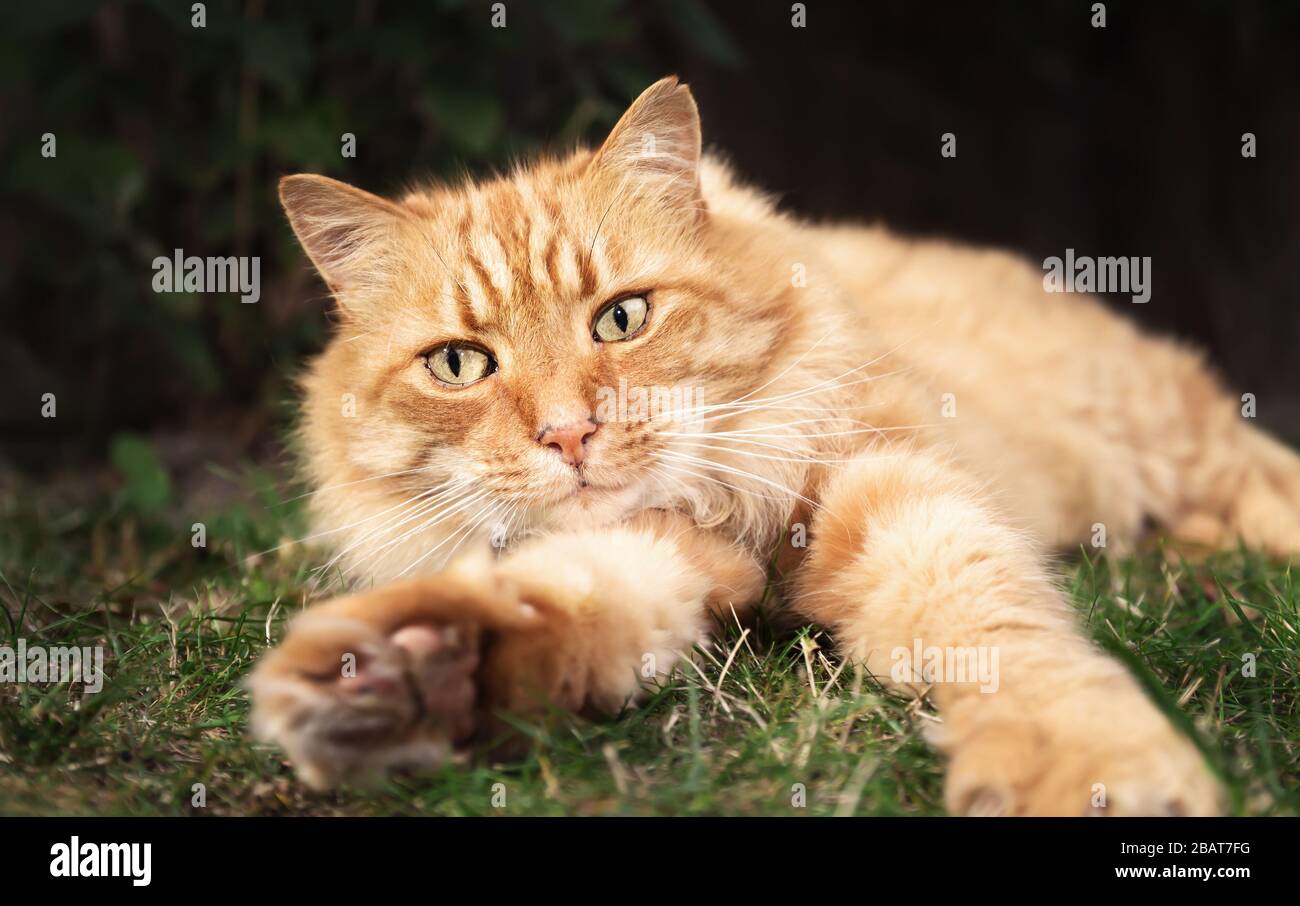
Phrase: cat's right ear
[{"left": 278, "top": 174, "right": 407, "bottom": 295}]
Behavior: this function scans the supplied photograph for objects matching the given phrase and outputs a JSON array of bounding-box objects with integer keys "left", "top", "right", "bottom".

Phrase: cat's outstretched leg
[
  {"left": 1172, "top": 420, "right": 1300, "bottom": 558},
  {"left": 1120, "top": 346, "right": 1300, "bottom": 557},
  {"left": 790, "top": 448, "right": 1224, "bottom": 816},
  {"left": 249, "top": 512, "right": 763, "bottom": 789}
]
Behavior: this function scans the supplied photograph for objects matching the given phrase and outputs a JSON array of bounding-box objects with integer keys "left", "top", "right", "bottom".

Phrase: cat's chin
[{"left": 538, "top": 481, "right": 646, "bottom": 529}]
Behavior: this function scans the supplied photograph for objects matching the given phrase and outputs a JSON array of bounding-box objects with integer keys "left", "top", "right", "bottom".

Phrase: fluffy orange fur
[{"left": 250, "top": 77, "right": 1300, "bottom": 813}]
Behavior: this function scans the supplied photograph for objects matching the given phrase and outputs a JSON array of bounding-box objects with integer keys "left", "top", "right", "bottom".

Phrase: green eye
[
  {"left": 593, "top": 295, "right": 649, "bottom": 342},
  {"left": 425, "top": 344, "right": 494, "bottom": 386}
]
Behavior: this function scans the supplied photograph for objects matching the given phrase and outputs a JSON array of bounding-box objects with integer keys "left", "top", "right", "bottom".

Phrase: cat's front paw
[
  {"left": 248, "top": 567, "right": 537, "bottom": 789},
  {"left": 941, "top": 689, "right": 1224, "bottom": 817}
]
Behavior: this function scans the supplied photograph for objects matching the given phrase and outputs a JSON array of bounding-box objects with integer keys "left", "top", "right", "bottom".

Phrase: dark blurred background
[{"left": 4, "top": 0, "right": 1300, "bottom": 486}]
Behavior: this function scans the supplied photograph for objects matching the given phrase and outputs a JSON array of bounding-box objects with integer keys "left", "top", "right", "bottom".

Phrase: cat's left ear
[{"left": 589, "top": 76, "right": 703, "bottom": 216}]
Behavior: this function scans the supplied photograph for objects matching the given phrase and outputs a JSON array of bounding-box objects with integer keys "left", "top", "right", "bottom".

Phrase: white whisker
[{"left": 654, "top": 448, "right": 820, "bottom": 511}]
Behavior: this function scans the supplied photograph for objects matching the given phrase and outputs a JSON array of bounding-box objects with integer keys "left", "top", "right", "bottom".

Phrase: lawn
[{"left": 0, "top": 461, "right": 1296, "bottom": 817}]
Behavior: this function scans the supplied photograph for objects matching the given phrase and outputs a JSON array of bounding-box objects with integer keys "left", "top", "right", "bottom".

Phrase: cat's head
[{"left": 281, "top": 78, "right": 809, "bottom": 574}]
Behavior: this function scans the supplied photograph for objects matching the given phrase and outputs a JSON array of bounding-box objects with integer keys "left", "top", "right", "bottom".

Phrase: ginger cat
[{"left": 250, "top": 77, "right": 1300, "bottom": 814}]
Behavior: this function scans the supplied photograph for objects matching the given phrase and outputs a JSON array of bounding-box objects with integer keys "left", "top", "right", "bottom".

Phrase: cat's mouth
[
  {"left": 566, "top": 478, "right": 619, "bottom": 498},
  {"left": 545, "top": 473, "right": 638, "bottom": 511}
]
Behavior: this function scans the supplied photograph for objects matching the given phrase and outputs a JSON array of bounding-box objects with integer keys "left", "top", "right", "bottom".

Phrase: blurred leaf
[
  {"left": 541, "top": 0, "right": 631, "bottom": 44},
  {"left": 261, "top": 111, "right": 341, "bottom": 170},
  {"left": 109, "top": 434, "right": 173, "bottom": 514},
  {"left": 243, "top": 21, "right": 312, "bottom": 100},
  {"left": 420, "top": 88, "right": 503, "bottom": 154},
  {"left": 167, "top": 324, "right": 224, "bottom": 395}
]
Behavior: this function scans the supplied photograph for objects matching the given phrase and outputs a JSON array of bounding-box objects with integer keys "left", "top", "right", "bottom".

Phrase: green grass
[{"left": 0, "top": 471, "right": 1296, "bottom": 817}]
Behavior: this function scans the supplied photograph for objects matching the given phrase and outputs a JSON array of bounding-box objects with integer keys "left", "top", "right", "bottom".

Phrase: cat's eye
[
  {"left": 424, "top": 343, "right": 495, "bottom": 387},
  {"left": 593, "top": 294, "right": 649, "bottom": 342}
]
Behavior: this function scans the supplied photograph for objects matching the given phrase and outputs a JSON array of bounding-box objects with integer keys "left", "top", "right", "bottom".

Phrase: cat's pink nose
[{"left": 538, "top": 419, "right": 598, "bottom": 467}]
